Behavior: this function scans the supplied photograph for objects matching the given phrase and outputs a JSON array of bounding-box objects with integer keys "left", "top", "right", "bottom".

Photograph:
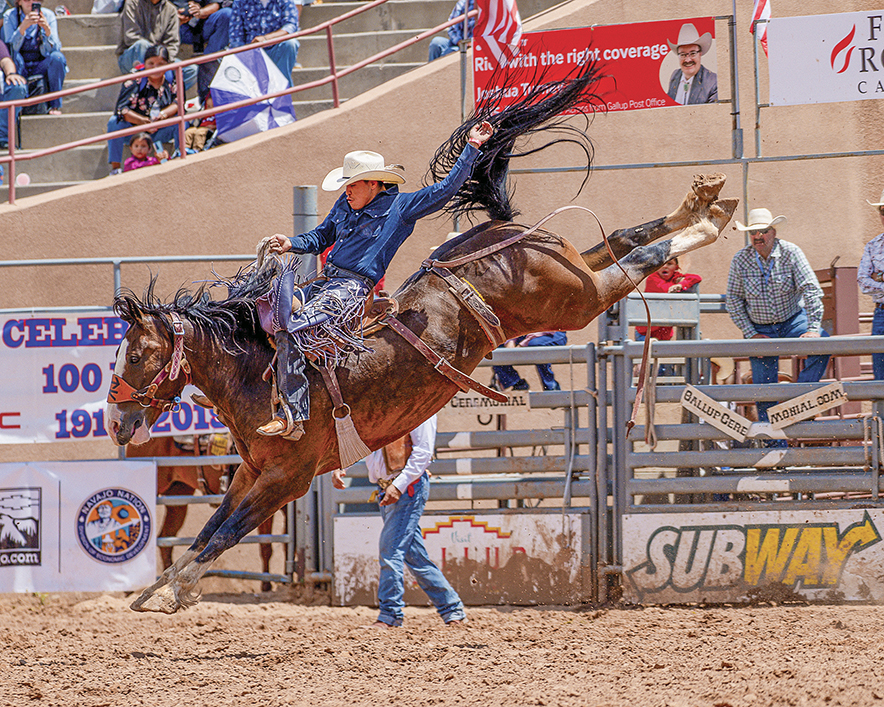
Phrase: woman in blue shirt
[
  {"left": 1, "top": 0, "right": 68, "bottom": 115},
  {"left": 255, "top": 120, "right": 493, "bottom": 439}
]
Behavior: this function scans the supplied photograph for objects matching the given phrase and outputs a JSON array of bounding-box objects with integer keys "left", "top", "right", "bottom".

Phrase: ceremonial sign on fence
[
  {"left": 440, "top": 390, "right": 530, "bottom": 417},
  {"left": 0, "top": 460, "right": 156, "bottom": 593},
  {"left": 0, "top": 311, "right": 226, "bottom": 444},
  {"left": 768, "top": 382, "right": 846, "bottom": 429},
  {"left": 768, "top": 10, "right": 884, "bottom": 106},
  {"left": 680, "top": 384, "right": 751, "bottom": 441},
  {"left": 473, "top": 17, "right": 717, "bottom": 113}
]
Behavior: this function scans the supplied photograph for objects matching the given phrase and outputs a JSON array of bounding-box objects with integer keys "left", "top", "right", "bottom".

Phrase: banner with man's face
[{"left": 473, "top": 17, "right": 718, "bottom": 113}]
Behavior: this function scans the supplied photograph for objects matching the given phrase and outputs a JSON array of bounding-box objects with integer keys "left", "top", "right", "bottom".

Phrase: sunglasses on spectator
[
  {"left": 678, "top": 50, "right": 701, "bottom": 58},
  {"left": 752, "top": 228, "right": 773, "bottom": 235},
  {"left": 878, "top": 206, "right": 884, "bottom": 215}
]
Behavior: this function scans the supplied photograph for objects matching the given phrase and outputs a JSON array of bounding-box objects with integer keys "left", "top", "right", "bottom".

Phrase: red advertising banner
[{"left": 473, "top": 17, "right": 718, "bottom": 113}]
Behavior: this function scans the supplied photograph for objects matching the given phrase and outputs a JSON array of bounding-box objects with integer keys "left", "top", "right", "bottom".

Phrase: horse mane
[
  {"left": 427, "top": 56, "right": 605, "bottom": 224},
  {"left": 113, "top": 264, "right": 280, "bottom": 355}
]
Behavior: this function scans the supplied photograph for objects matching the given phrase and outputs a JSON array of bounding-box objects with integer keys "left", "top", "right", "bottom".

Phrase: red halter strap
[{"left": 106, "top": 312, "right": 192, "bottom": 412}]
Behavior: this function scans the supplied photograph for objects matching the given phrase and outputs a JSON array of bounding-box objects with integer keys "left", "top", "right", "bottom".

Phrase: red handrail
[{"left": 0, "top": 2, "right": 478, "bottom": 204}]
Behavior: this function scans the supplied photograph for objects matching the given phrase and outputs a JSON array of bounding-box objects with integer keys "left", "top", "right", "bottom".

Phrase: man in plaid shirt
[
  {"left": 726, "top": 207, "right": 830, "bottom": 425},
  {"left": 858, "top": 189, "right": 884, "bottom": 379}
]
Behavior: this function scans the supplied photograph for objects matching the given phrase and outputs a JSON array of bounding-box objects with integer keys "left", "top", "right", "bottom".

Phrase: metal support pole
[
  {"left": 285, "top": 499, "right": 296, "bottom": 579},
  {"left": 728, "top": 8, "right": 743, "bottom": 160},
  {"left": 293, "top": 185, "right": 319, "bottom": 280},
  {"left": 585, "top": 343, "right": 598, "bottom": 602},
  {"left": 295, "top": 486, "right": 317, "bottom": 582},
  {"left": 596, "top": 347, "right": 609, "bottom": 601}
]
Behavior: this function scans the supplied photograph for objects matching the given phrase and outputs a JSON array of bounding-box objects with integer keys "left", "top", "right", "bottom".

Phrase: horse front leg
[
  {"left": 581, "top": 173, "right": 728, "bottom": 271},
  {"left": 130, "top": 462, "right": 258, "bottom": 611},
  {"left": 594, "top": 196, "right": 738, "bottom": 311},
  {"left": 133, "top": 469, "right": 312, "bottom": 614}
]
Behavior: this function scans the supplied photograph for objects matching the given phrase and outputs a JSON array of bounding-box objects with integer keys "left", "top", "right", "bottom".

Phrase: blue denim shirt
[
  {"left": 289, "top": 144, "right": 479, "bottom": 285},
  {"left": 229, "top": 0, "right": 299, "bottom": 47}
]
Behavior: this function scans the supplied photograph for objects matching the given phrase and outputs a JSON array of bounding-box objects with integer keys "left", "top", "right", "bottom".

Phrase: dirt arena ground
[{"left": 2, "top": 590, "right": 884, "bottom": 707}]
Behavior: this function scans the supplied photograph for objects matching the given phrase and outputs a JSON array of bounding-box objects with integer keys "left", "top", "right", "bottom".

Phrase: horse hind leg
[
  {"left": 594, "top": 196, "right": 738, "bottom": 310},
  {"left": 581, "top": 173, "right": 729, "bottom": 271}
]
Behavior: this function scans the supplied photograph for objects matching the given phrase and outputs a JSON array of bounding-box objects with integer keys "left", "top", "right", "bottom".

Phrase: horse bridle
[{"left": 106, "top": 312, "right": 192, "bottom": 412}]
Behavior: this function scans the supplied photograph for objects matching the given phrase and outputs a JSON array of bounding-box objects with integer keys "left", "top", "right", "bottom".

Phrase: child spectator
[
  {"left": 492, "top": 331, "right": 567, "bottom": 392},
  {"left": 123, "top": 132, "right": 161, "bottom": 171},
  {"left": 184, "top": 93, "right": 216, "bottom": 151},
  {"left": 635, "top": 257, "right": 702, "bottom": 341},
  {"left": 106, "top": 44, "right": 179, "bottom": 175}
]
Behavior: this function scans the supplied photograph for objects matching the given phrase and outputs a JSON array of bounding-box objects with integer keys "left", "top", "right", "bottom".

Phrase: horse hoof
[
  {"left": 130, "top": 584, "right": 180, "bottom": 614},
  {"left": 691, "top": 173, "right": 726, "bottom": 202}
]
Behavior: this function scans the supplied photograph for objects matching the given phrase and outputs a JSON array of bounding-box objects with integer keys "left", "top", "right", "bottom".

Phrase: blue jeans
[
  {"left": 106, "top": 115, "right": 179, "bottom": 165},
  {"left": 117, "top": 39, "right": 198, "bottom": 90},
  {"left": 493, "top": 331, "right": 566, "bottom": 391},
  {"left": 0, "top": 81, "right": 27, "bottom": 143},
  {"left": 428, "top": 36, "right": 457, "bottom": 61},
  {"left": 873, "top": 306, "right": 884, "bottom": 380},
  {"left": 264, "top": 39, "right": 300, "bottom": 88},
  {"left": 750, "top": 309, "right": 830, "bottom": 424},
  {"left": 377, "top": 473, "right": 466, "bottom": 626},
  {"left": 15, "top": 50, "right": 67, "bottom": 110},
  {"left": 180, "top": 7, "right": 231, "bottom": 101}
]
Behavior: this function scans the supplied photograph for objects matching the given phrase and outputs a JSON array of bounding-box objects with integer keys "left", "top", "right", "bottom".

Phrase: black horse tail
[{"left": 427, "top": 54, "right": 605, "bottom": 223}]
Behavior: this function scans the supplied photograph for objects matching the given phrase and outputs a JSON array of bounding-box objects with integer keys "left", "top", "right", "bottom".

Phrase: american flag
[
  {"left": 475, "top": 0, "right": 523, "bottom": 66},
  {"left": 751, "top": 0, "right": 770, "bottom": 57}
]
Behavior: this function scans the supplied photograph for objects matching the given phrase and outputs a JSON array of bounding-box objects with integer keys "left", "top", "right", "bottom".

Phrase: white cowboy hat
[
  {"left": 667, "top": 23, "right": 713, "bottom": 56},
  {"left": 734, "top": 208, "right": 787, "bottom": 232},
  {"left": 867, "top": 188, "right": 884, "bottom": 207},
  {"left": 321, "top": 150, "right": 406, "bottom": 192}
]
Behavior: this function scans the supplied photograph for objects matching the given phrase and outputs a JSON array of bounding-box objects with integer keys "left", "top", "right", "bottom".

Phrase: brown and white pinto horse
[{"left": 105, "top": 171, "right": 736, "bottom": 613}]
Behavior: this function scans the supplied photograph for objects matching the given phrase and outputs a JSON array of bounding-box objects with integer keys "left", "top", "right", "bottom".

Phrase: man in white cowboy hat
[
  {"left": 858, "top": 188, "right": 884, "bottom": 379},
  {"left": 726, "top": 207, "right": 830, "bottom": 427},
  {"left": 666, "top": 22, "right": 718, "bottom": 105},
  {"left": 254, "top": 120, "right": 494, "bottom": 439}
]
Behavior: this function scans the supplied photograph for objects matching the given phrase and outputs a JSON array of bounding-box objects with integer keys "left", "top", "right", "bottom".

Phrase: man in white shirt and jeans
[{"left": 332, "top": 414, "right": 466, "bottom": 628}]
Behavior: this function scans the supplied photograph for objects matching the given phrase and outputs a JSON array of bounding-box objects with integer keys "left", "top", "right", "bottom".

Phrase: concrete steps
[{"left": 10, "top": 0, "right": 562, "bottom": 197}]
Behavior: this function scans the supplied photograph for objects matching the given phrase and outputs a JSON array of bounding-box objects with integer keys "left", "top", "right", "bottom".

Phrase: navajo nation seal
[{"left": 76, "top": 488, "right": 151, "bottom": 563}]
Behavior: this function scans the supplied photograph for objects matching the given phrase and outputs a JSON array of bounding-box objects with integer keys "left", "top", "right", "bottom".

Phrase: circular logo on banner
[
  {"left": 76, "top": 488, "right": 151, "bottom": 564},
  {"left": 224, "top": 65, "right": 242, "bottom": 83}
]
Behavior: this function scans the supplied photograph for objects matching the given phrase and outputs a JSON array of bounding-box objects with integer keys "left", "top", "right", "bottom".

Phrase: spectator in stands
[
  {"left": 666, "top": 22, "right": 717, "bottom": 105},
  {"left": 726, "top": 207, "right": 830, "bottom": 424},
  {"left": 635, "top": 257, "right": 702, "bottom": 342},
  {"left": 1, "top": 0, "right": 68, "bottom": 115},
  {"left": 106, "top": 44, "right": 180, "bottom": 175},
  {"left": 858, "top": 188, "right": 884, "bottom": 379},
  {"left": 117, "top": 0, "right": 197, "bottom": 90},
  {"left": 331, "top": 415, "right": 467, "bottom": 629},
  {"left": 123, "top": 131, "right": 162, "bottom": 171},
  {"left": 0, "top": 38, "right": 28, "bottom": 149},
  {"left": 428, "top": 0, "right": 474, "bottom": 62},
  {"left": 492, "top": 332, "right": 566, "bottom": 392},
  {"left": 228, "top": 0, "right": 300, "bottom": 88},
  {"left": 177, "top": 0, "right": 232, "bottom": 103}
]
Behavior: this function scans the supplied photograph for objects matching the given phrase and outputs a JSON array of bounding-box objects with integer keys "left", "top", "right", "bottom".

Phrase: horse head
[{"left": 105, "top": 294, "right": 191, "bottom": 446}]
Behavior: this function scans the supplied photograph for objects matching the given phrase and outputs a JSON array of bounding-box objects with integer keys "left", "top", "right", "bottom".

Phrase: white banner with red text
[
  {"left": 0, "top": 460, "right": 156, "bottom": 592},
  {"left": 0, "top": 311, "right": 226, "bottom": 444},
  {"left": 768, "top": 10, "right": 884, "bottom": 105}
]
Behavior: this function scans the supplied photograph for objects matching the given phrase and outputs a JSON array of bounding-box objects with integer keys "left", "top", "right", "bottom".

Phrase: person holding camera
[
  {"left": 1, "top": 0, "right": 68, "bottom": 115},
  {"left": 105, "top": 44, "right": 180, "bottom": 175}
]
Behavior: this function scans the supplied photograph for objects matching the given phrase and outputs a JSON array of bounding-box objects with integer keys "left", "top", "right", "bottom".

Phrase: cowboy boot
[{"left": 257, "top": 331, "right": 310, "bottom": 440}]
